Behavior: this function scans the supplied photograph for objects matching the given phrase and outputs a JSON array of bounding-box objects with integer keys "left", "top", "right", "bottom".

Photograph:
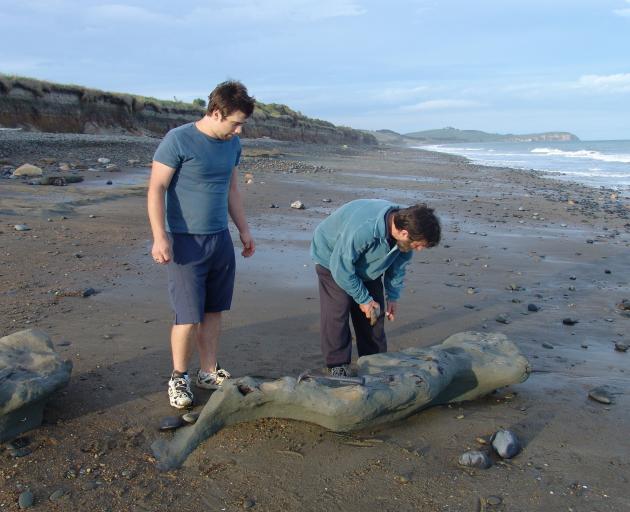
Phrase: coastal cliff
[{"left": 0, "top": 75, "right": 376, "bottom": 146}]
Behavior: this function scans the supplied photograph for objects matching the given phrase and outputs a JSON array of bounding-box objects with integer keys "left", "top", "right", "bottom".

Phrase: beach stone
[
  {"left": 106, "top": 180, "right": 112, "bottom": 185},
  {"left": 13, "top": 164, "right": 43, "bottom": 177},
  {"left": 491, "top": 429, "right": 521, "bottom": 459},
  {"left": 14, "top": 224, "right": 30, "bottom": 231},
  {"left": 617, "top": 299, "right": 630, "bottom": 311},
  {"left": 269, "top": 204, "right": 279, "bottom": 208},
  {"left": 159, "top": 416, "right": 185, "bottom": 431},
  {"left": 458, "top": 450, "right": 492, "bottom": 469},
  {"left": 182, "top": 412, "right": 199, "bottom": 424},
  {"left": 18, "top": 490, "right": 34, "bottom": 509},
  {"left": 243, "top": 498, "right": 256, "bottom": 509},
  {"left": 542, "top": 342, "right": 554, "bottom": 349},
  {"left": 562, "top": 318, "right": 578, "bottom": 326},
  {"left": 0, "top": 329, "right": 72, "bottom": 443},
  {"left": 495, "top": 314, "right": 511, "bottom": 324},
  {"left": 105, "top": 164, "right": 120, "bottom": 172},
  {"left": 58, "top": 162, "right": 71, "bottom": 171},
  {"left": 588, "top": 386, "right": 613, "bottom": 404},
  {"left": 614, "top": 342, "right": 628, "bottom": 352},
  {"left": 290, "top": 200, "right": 305, "bottom": 209},
  {"left": 486, "top": 496, "right": 502, "bottom": 506},
  {"left": 322, "top": 198, "right": 332, "bottom": 202},
  {"left": 527, "top": 304, "right": 540, "bottom": 312},
  {"left": 97, "top": 157, "right": 111, "bottom": 164},
  {"left": 49, "top": 489, "right": 65, "bottom": 502}
]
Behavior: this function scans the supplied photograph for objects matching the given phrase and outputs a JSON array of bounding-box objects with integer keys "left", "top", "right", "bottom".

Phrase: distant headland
[{"left": 369, "top": 127, "right": 580, "bottom": 145}]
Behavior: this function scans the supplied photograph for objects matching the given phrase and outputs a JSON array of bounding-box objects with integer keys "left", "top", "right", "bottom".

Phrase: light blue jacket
[{"left": 310, "top": 199, "right": 412, "bottom": 304}]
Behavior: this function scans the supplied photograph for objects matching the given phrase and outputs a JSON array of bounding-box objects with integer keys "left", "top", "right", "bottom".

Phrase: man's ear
[
  {"left": 399, "top": 229, "right": 409, "bottom": 240},
  {"left": 209, "top": 109, "right": 221, "bottom": 121}
]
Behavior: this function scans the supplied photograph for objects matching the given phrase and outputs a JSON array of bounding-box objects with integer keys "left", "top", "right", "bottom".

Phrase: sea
[{"left": 416, "top": 140, "right": 630, "bottom": 196}]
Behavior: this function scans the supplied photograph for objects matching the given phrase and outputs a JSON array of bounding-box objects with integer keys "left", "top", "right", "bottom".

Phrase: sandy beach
[{"left": 1, "top": 132, "right": 629, "bottom": 511}]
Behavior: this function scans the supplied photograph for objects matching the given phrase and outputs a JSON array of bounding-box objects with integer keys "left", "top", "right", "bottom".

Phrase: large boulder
[
  {"left": 0, "top": 329, "right": 72, "bottom": 442},
  {"left": 153, "top": 331, "right": 530, "bottom": 470}
]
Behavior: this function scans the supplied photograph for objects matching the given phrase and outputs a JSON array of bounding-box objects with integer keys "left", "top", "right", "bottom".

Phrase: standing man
[
  {"left": 148, "top": 80, "right": 256, "bottom": 408},
  {"left": 311, "top": 199, "right": 441, "bottom": 376}
]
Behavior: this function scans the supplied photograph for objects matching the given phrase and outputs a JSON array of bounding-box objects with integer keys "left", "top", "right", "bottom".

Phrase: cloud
[
  {"left": 577, "top": 73, "right": 630, "bottom": 92},
  {"left": 402, "top": 99, "right": 483, "bottom": 112},
  {"left": 613, "top": 0, "right": 630, "bottom": 17},
  {"left": 86, "top": 3, "right": 171, "bottom": 24},
  {"left": 188, "top": 0, "right": 365, "bottom": 24}
]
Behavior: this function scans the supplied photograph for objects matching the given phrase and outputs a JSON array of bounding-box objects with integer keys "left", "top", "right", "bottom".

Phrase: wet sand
[{"left": 1, "top": 134, "right": 629, "bottom": 511}]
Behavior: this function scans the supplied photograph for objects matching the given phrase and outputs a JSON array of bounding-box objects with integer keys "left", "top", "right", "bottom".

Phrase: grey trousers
[{"left": 316, "top": 264, "right": 387, "bottom": 367}]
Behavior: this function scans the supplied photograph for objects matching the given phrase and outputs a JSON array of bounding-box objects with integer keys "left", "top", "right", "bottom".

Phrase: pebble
[
  {"left": 495, "top": 313, "right": 511, "bottom": 324},
  {"left": 14, "top": 224, "right": 30, "bottom": 231},
  {"left": 182, "top": 411, "right": 199, "bottom": 424},
  {"left": 614, "top": 342, "right": 628, "bottom": 352},
  {"left": 290, "top": 200, "right": 305, "bottom": 209},
  {"left": 243, "top": 498, "right": 256, "bottom": 509},
  {"left": 106, "top": 180, "right": 112, "bottom": 185},
  {"left": 49, "top": 489, "right": 65, "bottom": 502},
  {"left": 322, "top": 198, "right": 332, "bottom": 202},
  {"left": 491, "top": 429, "right": 521, "bottom": 459},
  {"left": 486, "top": 496, "right": 502, "bottom": 506},
  {"left": 527, "top": 303, "right": 540, "bottom": 312},
  {"left": 562, "top": 318, "right": 578, "bottom": 326},
  {"left": 18, "top": 490, "right": 34, "bottom": 509},
  {"left": 269, "top": 204, "right": 279, "bottom": 208},
  {"left": 542, "top": 342, "right": 554, "bottom": 349},
  {"left": 458, "top": 450, "right": 492, "bottom": 469},
  {"left": 97, "top": 157, "right": 111, "bottom": 164},
  {"left": 159, "top": 415, "right": 185, "bottom": 431},
  {"left": 588, "top": 386, "right": 613, "bottom": 404}
]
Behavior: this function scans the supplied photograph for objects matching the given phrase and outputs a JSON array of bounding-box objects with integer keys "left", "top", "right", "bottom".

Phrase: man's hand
[
  {"left": 359, "top": 300, "right": 380, "bottom": 323},
  {"left": 240, "top": 231, "right": 256, "bottom": 257},
  {"left": 152, "top": 237, "right": 172, "bottom": 265},
  {"left": 386, "top": 301, "right": 397, "bottom": 321}
]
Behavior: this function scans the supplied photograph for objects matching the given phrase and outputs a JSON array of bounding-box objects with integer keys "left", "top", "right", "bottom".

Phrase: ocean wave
[{"left": 531, "top": 147, "right": 630, "bottom": 163}]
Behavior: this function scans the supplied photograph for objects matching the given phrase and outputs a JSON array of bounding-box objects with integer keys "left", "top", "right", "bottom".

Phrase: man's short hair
[
  {"left": 393, "top": 204, "right": 441, "bottom": 247},
  {"left": 207, "top": 80, "right": 255, "bottom": 118}
]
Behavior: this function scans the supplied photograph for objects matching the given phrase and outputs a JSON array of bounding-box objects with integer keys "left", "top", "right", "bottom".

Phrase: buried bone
[{"left": 152, "top": 331, "right": 530, "bottom": 470}]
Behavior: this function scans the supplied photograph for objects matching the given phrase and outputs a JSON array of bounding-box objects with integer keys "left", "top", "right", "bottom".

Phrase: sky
[{"left": 1, "top": 0, "right": 630, "bottom": 140}]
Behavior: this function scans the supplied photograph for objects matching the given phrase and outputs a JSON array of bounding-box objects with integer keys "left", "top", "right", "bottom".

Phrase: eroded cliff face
[{"left": 0, "top": 79, "right": 377, "bottom": 146}]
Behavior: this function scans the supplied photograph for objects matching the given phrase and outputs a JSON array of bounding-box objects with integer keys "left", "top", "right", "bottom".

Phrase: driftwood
[{"left": 152, "top": 331, "right": 530, "bottom": 470}]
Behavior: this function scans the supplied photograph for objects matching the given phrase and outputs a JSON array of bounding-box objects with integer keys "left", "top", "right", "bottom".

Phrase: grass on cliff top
[{"left": 0, "top": 73, "right": 332, "bottom": 125}]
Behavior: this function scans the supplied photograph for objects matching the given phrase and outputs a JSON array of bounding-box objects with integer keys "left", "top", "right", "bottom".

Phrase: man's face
[
  {"left": 212, "top": 110, "right": 248, "bottom": 140},
  {"left": 396, "top": 237, "right": 427, "bottom": 253}
]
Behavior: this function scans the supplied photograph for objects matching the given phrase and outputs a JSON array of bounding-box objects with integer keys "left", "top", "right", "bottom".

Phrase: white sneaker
[
  {"left": 168, "top": 373, "right": 193, "bottom": 409},
  {"left": 196, "top": 366, "right": 231, "bottom": 390}
]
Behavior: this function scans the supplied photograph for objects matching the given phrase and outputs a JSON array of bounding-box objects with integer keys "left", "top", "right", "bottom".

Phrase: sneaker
[
  {"left": 196, "top": 365, "right": 232, "bottom": 390},
  {"left": 329, "top": 364, "right": 351, "bottom": 377},
  {"left": 168, "top": 372, "right": 193, "bottom": 409}
]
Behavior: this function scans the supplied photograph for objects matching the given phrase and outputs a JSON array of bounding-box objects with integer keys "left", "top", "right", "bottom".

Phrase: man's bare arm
[
  {"left": 228, "top": 167, "right": 255, "bottom": 257},
  {"left": 148, "top": 161, "right": 176, "bottom": 264}
]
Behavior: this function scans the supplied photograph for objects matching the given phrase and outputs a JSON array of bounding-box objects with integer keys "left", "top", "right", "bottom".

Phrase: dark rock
[
  {"left": 18, "top": 490, "right": 34, "bottom": 509},
  {"left": 562, "top": 318, "right": 578, "bottom": 326},
  {"left": 159, "top": 416, "right": 185, "bottom": 431},
  {"left": 542, "top": 342, "right": 554, "bottom": 349},
  {"left": 527, "top": 304, "right": 540, "bottom": 312},
  {"left": 614, "top": 342, "right": 628, "bottom": 352},
  {"left": 491, "top": 429, "right": 521, "bottom": 459},
  {"left": 243, "top": 498, "right": 256, "bottom": 509},
  {"left": 458, "top": 450, "right": 492, "bottom": 469},
  {"left": 182, "top": 412, "right": 199, "bottom": 424}
]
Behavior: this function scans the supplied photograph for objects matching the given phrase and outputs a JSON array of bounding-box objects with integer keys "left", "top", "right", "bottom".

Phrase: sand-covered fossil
[{"left": 152, "top": 331, "right": 530, "bottom": 470}]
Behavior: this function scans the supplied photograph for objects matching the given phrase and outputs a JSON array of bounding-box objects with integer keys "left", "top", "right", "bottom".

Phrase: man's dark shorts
[{"left": 167, "top": 230, "right": 235, "bottom": 325}]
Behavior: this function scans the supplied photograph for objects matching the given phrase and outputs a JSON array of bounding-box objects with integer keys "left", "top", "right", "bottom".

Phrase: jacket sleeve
[
  {"left": 328, "top": 223, "right": 373, "bottom": 305},
  {"left": 384, "top": 252, "right": 412, "bottom": 301}
]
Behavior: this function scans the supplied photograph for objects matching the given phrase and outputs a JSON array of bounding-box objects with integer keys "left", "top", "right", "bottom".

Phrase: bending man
[{"left": 311, "top": 199, "right": 441, "bottom": 376}]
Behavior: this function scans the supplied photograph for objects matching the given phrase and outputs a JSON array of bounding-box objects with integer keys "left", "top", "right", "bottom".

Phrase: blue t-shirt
[{"left": 153, "top": 122, "right": 241, "bottom": 234}]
